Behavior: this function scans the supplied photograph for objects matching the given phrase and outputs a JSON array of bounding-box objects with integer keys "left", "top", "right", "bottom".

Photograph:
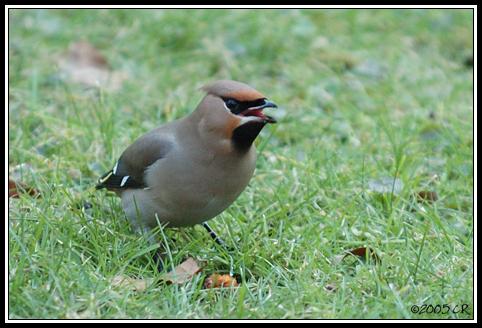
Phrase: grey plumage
[{"left": 96, "top": 80, "right": 277, "bottom": 234}]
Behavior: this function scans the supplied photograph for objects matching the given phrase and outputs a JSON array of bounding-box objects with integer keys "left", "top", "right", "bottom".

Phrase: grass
[{"left": 8, "top": 8, "right": 474, "bottom": 320}]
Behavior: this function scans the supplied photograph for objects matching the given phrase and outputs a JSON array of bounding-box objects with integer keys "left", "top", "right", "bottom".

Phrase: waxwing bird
[{"left": 96, "top": 80, "right": 277, "bottom": 260}]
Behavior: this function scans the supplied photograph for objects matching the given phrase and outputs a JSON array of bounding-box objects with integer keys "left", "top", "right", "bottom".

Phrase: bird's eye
[{"left": 224, "top": 98, "right": 239, "bottom": 111}]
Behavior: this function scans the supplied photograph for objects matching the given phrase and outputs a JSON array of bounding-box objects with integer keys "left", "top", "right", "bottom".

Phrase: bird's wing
[{"left": 96, "top": 127, "right": 174, "bottom": 190}]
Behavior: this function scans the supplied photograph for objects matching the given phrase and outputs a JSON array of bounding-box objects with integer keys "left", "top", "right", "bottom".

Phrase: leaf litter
[
  {"left": 111, "top": 257, "right": 238, "bottom": 293},
  {"left": 326, "top": 246, "right": 381, "bottom": 292},
  {"left": 55, "top": 40, "right": 127, "bottom": 92}
]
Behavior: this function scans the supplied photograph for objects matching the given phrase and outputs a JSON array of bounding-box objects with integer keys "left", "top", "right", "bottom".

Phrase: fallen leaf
[
  {"left": 332, "top": 247, "right": 381, "bottom": 265},
  {"left": 64, "top": 39, "right": 110, "bottom": 70},
  {"left": 8, "top": 179, "right": 40, "bottom": 199},
  {"left": 324, "top": 280, "right": 338, "bottom": 292},
  {"left": 159, "top": 257, "right": 206, "bottom": 285},
  {"left": 203, "top": 274, "right": 238, "bottom": 289},
  {"left": 111, "top": 275, "right": 152, "bottom": 293},
  {"left": 56, "top": 40, "right": 126, "bottom": 92},
  {"left": 332, "top": 254, "right": 346, "bottom": 265},
  {"left": 111, "top": 258, "right": 206, "bottom": 292},
  {"left": 348, "top": 247, "right": 380, "bottom": 261},
  {"left": 367, "top": 177, "right": 404, "bottom": 194},
  {"left": 328, "top": 247, "right": 381, "bottom": 292},
  {"left": 417, "top": 190, "right": 440, "bottom": 203}
]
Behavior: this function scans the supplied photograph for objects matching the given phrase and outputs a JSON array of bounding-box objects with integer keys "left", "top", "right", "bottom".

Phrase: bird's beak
[{"left": 239, "top": 99, "right": 278, "bottom": 124}]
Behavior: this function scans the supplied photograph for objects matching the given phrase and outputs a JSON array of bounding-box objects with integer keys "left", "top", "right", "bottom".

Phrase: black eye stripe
[
  {"left": 226, "top": 99, "right": 238, "bottom": 110},
  {"left": 222, "top": 97, "right": 266, "bottom": 115}
]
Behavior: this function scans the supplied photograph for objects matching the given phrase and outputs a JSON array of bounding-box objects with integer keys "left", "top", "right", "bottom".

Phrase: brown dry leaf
[
  {"left": 324, "top": 280, "right": 338, "bottom": 292},
  {"left": 203, "top": 274, "right": 238, "bottom": 289},
  {"left": 111, "top": 258, "right": 206, "bottom": 293},
  {"left": 56, "top": 40, "right": 126, "bottom": 92},
  {"left": 332, "top": 254, "right": 346, "bottom": 265},
  {"left": 332, "top": 247, "right": 381, "bottom": 265},
  {"left": 8, "top": 179, "right": 40, "bottom": 199},
  {"left": 328, "top": 247, "right": 381, "bottom": 292},
  {"left": 111, "top": 275, "right": 152, "bottom": 293},
  {"left": 64, "top": 39, "right": 110, "bottom": 69},
  {"left": 159, "top": 257, "right": 205, "bottom": 285},
  {"left": 417, "top": 190, "right": 440, "bottom": 203}
]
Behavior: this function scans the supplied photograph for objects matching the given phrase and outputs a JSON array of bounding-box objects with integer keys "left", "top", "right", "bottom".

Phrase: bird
[{"left": 96, "top": 80, "right": 277, "bottom": 263}]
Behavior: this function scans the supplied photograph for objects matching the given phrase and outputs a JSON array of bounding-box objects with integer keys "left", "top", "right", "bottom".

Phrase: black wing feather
[{"left": 95, "top": 169, "right": 145, "bottom": 190}]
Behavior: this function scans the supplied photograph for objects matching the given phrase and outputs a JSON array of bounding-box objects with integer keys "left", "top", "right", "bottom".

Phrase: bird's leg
[
  {"left": 134, "top": 224, "right": 166, "bottom": 273},
  {"left": 153, "top": 248, "right": 166, "bottom": 273},
  {"left": 202, "top": 221, "right": 233, "bottom": 252},
  {"left": 202, "top": 222, "right": 239, "bottom": 276}
]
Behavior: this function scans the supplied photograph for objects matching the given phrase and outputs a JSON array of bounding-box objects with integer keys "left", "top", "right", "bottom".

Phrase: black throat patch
[{"left": 231, "top": 121, "right": 267, "bottom": 152}]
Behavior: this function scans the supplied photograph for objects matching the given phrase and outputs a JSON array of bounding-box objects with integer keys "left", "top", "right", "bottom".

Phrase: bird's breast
[{"left": 142, "top": 144, "right": 257, "bottom": 227}]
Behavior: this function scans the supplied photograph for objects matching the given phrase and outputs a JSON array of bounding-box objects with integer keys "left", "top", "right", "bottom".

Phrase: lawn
[{"left": 8, "top": 8, "right": 474, "bottom": 320}]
